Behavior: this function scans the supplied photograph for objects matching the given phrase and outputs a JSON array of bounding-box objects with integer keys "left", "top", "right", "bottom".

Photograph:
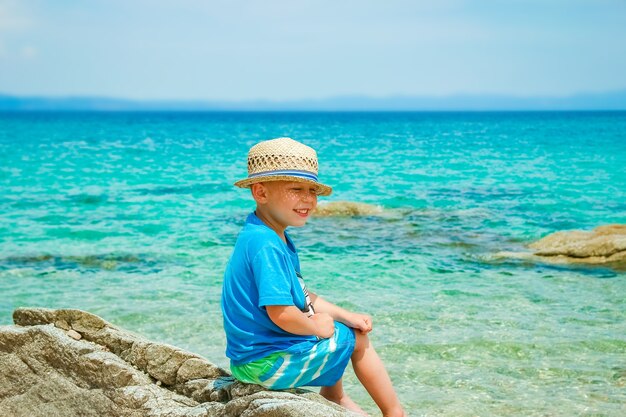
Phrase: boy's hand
[
  {"left": 311, "top": 313, "right": 335, "bottom": 339},
  {"left": 344, "top": 312, "right": 373, "bottom": 334}
]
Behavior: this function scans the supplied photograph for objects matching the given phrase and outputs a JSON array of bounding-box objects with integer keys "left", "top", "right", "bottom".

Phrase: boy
[{"left": 221, "top": 137, "right": 406, "bottom": 417}]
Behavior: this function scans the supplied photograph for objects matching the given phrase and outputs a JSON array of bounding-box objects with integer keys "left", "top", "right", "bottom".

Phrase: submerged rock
[
  {"left": 313, "top": 201, "right": 383, "bottom": 217},
  {"left": 528, "top": 224, "right": 626, "bottom": 260},
  {"left": 0, "top": 308, "right": 359, "bottom": 417},
  {"left": 497, "top": 224, "right": 626, "bottom": 268},
  {"left": 1, "top": 253, "right": 144, "bottom": 271}
]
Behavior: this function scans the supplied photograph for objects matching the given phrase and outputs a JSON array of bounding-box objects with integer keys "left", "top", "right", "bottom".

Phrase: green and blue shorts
[{"left": 231, "top": 322, "right": 356, "bottom": 389}]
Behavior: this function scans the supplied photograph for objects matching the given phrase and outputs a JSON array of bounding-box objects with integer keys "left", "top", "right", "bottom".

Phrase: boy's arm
[
  {"left": 266, "top": 305, "right": 335, "bottom": 339},
  {"left": 310, "top": 292, "right": 373, "bottom": 334}
]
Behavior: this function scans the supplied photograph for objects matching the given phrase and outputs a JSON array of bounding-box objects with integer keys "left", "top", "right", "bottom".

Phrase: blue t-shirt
[{"left": 221, "top": 212, "right": 317, "bottom": 366}]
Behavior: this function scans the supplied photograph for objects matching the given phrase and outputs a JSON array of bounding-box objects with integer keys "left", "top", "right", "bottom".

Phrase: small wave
[
  {"left": 484, "top": 252, "right": 622, "bottom": 276},
  {"left": 66, "top": 186, "right": 108, "bottom": 205},
  {"left": 133, "top": 182, "right": 230, "bottom": 196},
  {"left": 436, "top": 289, "right": 482, "bottom": 297},
  {"left": 66, "top": 193, "right": 108, "bottom": 205}
]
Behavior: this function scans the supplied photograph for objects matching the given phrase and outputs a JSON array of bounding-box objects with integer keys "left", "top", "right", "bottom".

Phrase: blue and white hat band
[{"left": 248, "top": 169, "right": 319, "bottom": 182}]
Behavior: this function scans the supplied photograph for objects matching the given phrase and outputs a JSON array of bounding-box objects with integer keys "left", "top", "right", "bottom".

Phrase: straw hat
[{"left": 234, "top": 137, "right": 332, "bottom": 196}]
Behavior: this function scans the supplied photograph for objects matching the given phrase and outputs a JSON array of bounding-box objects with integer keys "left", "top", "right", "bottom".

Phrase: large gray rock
[{"left": 0, "top": 308, "right": 358, "bottom": 417}]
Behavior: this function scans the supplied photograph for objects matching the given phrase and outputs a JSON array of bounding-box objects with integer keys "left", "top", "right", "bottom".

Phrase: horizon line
[
  {"left": 2, "top": 89, "right": 626, "bottom": 111},
  {"left": 3, "top": 88, "right": 626, "bottom": 101}
]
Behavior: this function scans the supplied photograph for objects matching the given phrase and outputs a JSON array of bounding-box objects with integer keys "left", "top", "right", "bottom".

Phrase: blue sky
[{"left": 1, "top": 0, "right": 625, "bottom": 101}]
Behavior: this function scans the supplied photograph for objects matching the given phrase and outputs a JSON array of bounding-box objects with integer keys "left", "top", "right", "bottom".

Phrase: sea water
[{"left": 1, "top": 111, "right": 625, "bottom": 416}]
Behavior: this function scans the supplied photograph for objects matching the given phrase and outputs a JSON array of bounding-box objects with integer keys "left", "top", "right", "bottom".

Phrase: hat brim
[{"left": 234, "top": 175, "right": 332, "bottom": 196}]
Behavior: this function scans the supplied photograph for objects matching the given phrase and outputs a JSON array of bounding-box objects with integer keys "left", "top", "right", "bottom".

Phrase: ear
[{"left": 250, "top": 183, "right": 269, "bottom": 204}]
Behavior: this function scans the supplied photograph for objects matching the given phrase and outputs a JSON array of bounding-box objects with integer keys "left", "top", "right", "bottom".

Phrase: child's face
[{"left": 257, "top": 181, "right": 318, "bottom": 229}]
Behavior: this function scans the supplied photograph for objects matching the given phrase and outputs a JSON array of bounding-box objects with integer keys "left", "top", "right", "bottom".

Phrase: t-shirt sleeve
[{"left": 252, "top": 243, "right": 295, "bottom": 308}]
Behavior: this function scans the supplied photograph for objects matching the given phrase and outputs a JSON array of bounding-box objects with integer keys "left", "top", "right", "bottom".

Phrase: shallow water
[{"left": 1, "top": 111, "right": 625, "bottom": 416}]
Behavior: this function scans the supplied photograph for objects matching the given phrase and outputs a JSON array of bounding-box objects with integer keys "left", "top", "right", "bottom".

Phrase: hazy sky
[{"left": 1, "top": 0, "right": 625, "bottom": 101}]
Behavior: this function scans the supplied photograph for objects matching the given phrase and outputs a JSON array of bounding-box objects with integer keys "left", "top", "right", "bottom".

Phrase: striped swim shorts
[{"left": 230, "top": 322, "right": 356, "bottom": 389}]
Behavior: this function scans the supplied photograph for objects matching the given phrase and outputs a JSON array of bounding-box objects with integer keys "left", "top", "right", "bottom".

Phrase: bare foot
[
  {"left": 323, "top": 392, "right": 369, "bottom": 416},
  {"left": 339, "top": 394, "right": 369, "bottom": 416}
]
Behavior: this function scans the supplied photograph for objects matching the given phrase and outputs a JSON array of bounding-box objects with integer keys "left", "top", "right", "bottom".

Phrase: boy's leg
[
  {"left": 351, "top": 332, "right": 406, "bottom": 417},
  {"left": 319, "top": 379, "right": 368, "bottom": 416}
]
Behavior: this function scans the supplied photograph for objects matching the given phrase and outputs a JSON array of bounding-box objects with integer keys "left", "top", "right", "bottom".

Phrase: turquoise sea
[{"left": 1, "top": 111, "right": 625, "bottom": 416}]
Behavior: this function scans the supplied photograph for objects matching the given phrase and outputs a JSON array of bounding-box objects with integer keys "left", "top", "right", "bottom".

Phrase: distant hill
[{"left": 1, "top": 90, "right": 626, "bottom": 111}]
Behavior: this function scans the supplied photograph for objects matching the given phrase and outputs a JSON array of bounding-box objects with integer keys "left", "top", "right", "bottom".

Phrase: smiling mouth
[{"left": 294, "top": 209, "right": 310, "bottom": 216}]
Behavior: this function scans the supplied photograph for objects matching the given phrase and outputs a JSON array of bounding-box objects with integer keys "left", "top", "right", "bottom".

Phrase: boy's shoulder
[{"left": 236, "top": 213, "right": 287, "bottom": 255}]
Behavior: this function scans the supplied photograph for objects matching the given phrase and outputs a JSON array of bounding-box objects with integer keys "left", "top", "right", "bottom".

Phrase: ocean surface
[{"left": 1, "top": 111, "right": 625, "bottom": 416}]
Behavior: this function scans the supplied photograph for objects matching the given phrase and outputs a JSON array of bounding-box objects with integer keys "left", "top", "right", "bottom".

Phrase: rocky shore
[{"left": 0, "top": 308, "right": 359, "bottom": 417}]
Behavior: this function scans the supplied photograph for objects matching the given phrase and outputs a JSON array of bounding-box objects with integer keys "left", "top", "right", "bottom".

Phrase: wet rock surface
[
  {"left": 0, "top": 308, "right": 358, "bottom": 417},
  {"left": 313, "top": 201, "right": 383, "bottom": 217},
  {"left": 497, "top": 224, "right": 626, "bottom": 269}
]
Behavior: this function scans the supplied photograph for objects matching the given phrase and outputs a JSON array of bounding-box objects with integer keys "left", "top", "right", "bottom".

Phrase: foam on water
[{"left": 1, "top": 111, "right": 625, "bottom": 416}]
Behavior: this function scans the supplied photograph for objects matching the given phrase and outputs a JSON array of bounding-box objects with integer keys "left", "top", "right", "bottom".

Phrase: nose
[{"left": 302, "top": 190, "right": 317, "bottom": 203}]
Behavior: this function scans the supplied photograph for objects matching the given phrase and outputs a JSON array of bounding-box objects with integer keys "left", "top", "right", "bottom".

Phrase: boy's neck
[{"left": 254, "top": 209, "right": 287, "bottom": 243}]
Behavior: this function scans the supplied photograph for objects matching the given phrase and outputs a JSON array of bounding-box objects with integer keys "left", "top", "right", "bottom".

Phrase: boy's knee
[{"left": 353, "top": 331, "right": 370, "bottom": 354}]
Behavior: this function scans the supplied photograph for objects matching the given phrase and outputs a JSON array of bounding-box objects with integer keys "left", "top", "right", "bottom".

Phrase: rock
[
  {"left": 225, "top": 391, "right": 350, "bottom": 417},
  {"left": 496, "top": 224, "right": 626, "bottom": 268},
  {"left": 54, "top": 319, "right": 70, "bottom": 330},
  {"left": 528, "top": 224, "right": 626, "bottom": 263},
  {"left": 0, "top": 308, "right": 360, "bottom": 417},
  {"left": 313, "top": 201, "right": 383, "bottom": 217},
  {"left": 67, "top": 329, "right": 82, "bottom": 340}
]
